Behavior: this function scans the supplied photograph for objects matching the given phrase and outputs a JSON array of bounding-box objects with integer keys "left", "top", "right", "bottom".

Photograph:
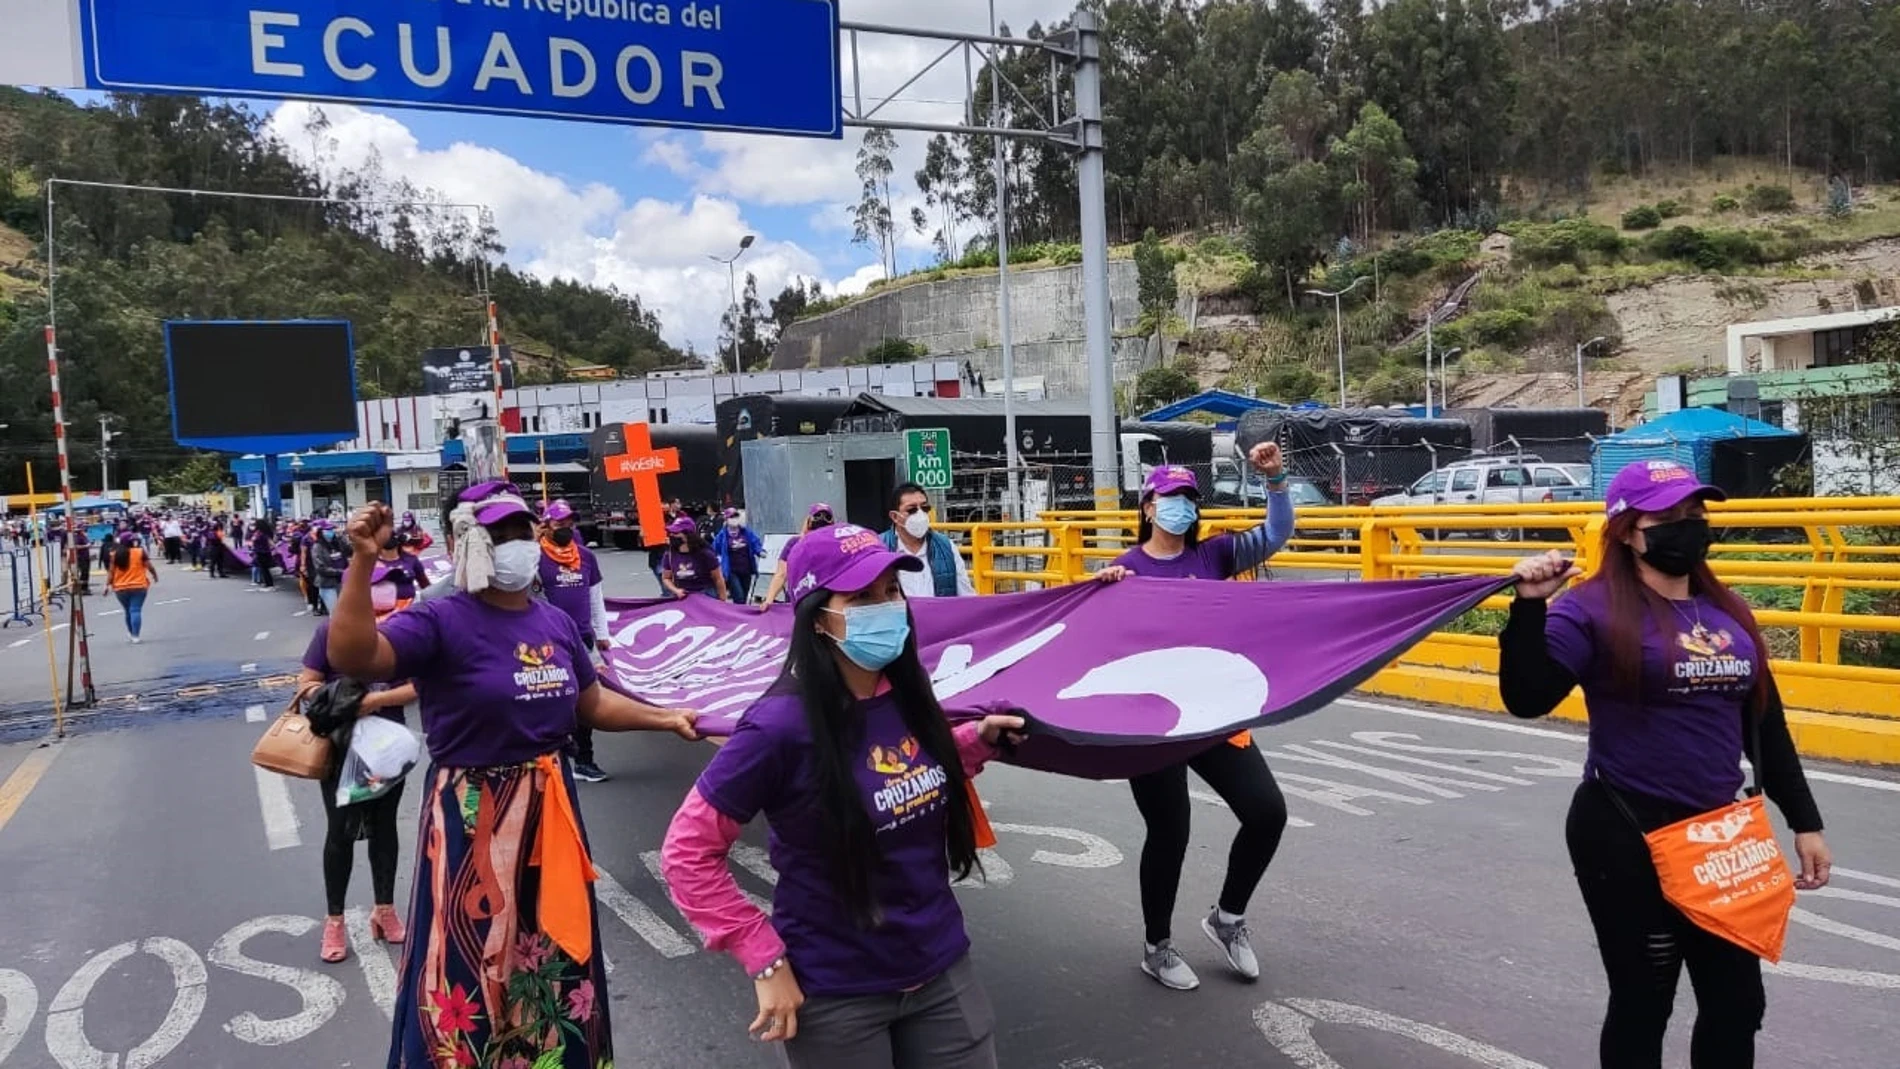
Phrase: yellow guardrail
[{"left": 941, "top": 496, "right": 1900, "bottom": 765}]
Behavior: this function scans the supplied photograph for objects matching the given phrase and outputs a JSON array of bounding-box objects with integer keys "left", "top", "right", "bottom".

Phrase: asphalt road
[{"left": 0, "top": 549, "right": 1895, "bottom": 1068}]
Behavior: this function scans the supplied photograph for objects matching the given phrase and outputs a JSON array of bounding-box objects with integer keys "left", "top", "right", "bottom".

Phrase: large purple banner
[{"left": 601, "top": 575, "right": 1511, "bottom": 779}]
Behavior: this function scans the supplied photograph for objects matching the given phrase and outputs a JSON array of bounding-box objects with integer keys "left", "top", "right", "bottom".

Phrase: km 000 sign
[{"left": 906, "top": 429, "right": 954, "bottom": 491}]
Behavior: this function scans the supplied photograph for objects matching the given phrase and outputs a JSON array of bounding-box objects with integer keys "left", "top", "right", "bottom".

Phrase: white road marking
[
  {"left": 253, "top": 631, "right": 270, "bottom": 642},
  {"left": 98, "top": 609, "right": 121, "bottom": 617},
  {"left": 1790, "top": 906, "right": 1900, "bottom": 952},
  {"left": 45, "top": 937, "right": 207, "bottom": 1069},
  {"left": 1266, "top": 743, "right": 1506, "bottom": 798},
  {"left": 1189, "top": 788, "right": 1315, "bottom": 827},
  {"left": 728, "top": 842, "right": 778, "bottom": 885},
  {"left": 956, "top": 847, "right": 1016, "bottom": 888},
  {"left": 6, "top": 638, "right": 30, "bottom": 649},
  {"left": 1254, "top": 997, "right": 1549, "bottom": 1069},
  {"left": 344, "top": 908, "right": 398, "bottom": 1020},
  {"left": 293, "top": 611, "right": 308, "bottom": 618},
  {"left": 1765, "top": 960, "right": 1900, "bottom": 988},
  {"left": 1307, "top": 739, "right": 1535, "bottom": 786},
  {"left": 251, "top": 767, "right": 301, "bottom": 850},
  {"left": 1834, "top": 866, "right": 1900, "bottom": 890},
  {"left": 206, "top": 915, "right": 345, "bottom": 1044},
  {"left": 244, "top": 705, "right": 267, "bottom": 724},
  {"left": 592, "top": 869, "right": 696, "bottom": 959},
  {"left": 1806, "top": 886, "right": 1900, "bottom": 909},
  {"left": 241, "top": 663, "right": 257, "bottom": 673},
  {"left": 1338, "top": 698, "right": 1900, "bottom": 793},
  {"left": 154, "top": 597, "right": 190, "bottom": 606},
  {"left": 986, "top": 823, "right": 1123, "bottom": 869},
  {"left": 0, "top": 968, "right": 36, "bottom": 1066}
]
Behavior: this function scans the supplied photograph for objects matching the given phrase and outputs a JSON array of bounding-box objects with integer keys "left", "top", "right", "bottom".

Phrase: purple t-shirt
[
  {"left": 695, "top": 689, "right": 970, "bottom": 998},
  {"left": 538, "top": 546, "right": 603, "bottom": 641},
  {"left": 1546, "top": 582, "right": 1755, "bottom": 810},
  {"left": 301, "top": 621, "right": 402, "bottom": 722},
  {"left": 1111, "top": 535, "right": 1238, "bottom": 580},
  {"left": 366, "top": 555, "right": 430, "bottom": 601},
  {"left": 663, "top": 547, "right": 722, "bottom": 593},
  {"left": 378, "top": 592, "right": 598, "bottom": 767}
]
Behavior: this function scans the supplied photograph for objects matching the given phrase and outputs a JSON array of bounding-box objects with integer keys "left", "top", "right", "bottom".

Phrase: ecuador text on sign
[
  {"left": 906, "top": 428, "right": 954, "bottom": 491},
  {"left": 77, "top": 0, "right": 842, "bottom": 138}
]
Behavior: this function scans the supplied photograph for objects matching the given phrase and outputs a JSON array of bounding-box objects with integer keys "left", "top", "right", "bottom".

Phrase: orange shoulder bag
[{"left": 1602, "top": 704, "right": 1796, "bottom": 962}]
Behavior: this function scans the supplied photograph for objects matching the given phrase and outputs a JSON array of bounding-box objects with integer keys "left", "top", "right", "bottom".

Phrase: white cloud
[
  {"left": 834, "top": 264, "right": 888, "bottom": 297},
  {"left": 265, "top": 102, "right": 843, "bottom": 354}
]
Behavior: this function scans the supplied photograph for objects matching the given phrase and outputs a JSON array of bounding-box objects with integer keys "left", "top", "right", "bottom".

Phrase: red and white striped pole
[
  {"left": 45, "top": 324, "right": 96, "bottom": 706},
  {"left": 487, "top": 299, "right": 509, "bottom": 479}
]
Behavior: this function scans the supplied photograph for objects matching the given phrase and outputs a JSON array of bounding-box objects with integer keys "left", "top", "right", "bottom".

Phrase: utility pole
[
  {"left": 990, "top": 0, "right": 1020, "bottom": 519},
  {"left": 1307, "top": 276, "right": 1370, "bottom": 408},
  {"left": 710, "top": 234, "right": 757, "bottom": 381},
  {"left": 98, "top": 415, "right": 115, "bottom": 494}
]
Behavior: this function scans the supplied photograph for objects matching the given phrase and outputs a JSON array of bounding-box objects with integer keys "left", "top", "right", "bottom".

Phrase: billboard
[
  {"left": 164, "top": 320, "right": 359, "bottom": 452},
  {"left": 422, "top": 345, "right": 516, "bottom": 395}
]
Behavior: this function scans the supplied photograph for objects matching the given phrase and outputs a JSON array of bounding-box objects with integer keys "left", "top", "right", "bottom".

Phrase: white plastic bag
[{"left": 335, "top": 716, "right": 421, "bottom": 807}]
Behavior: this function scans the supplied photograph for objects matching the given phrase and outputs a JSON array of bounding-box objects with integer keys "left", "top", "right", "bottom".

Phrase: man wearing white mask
[{"left": 881, "top": 482, "right": 974, "bottom": 598}]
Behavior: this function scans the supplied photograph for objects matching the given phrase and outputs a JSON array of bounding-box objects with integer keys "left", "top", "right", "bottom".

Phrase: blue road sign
[{"left": 77, "top": 0, "right": 842, "bottom": 139}]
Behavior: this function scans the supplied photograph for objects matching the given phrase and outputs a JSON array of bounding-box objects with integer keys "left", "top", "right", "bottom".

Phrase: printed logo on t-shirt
[
  {"left": 867, "top": 735, "right": 947, "bottom": 830},
  {"left": 553, "top": 564, "right": 586, "bottom": 590},
  {"left": 677, "top": 561, "right": 697, "bottom": 579},
  {"left": 1671, "top": 624, "right": 1752, "bottom": 690},
  {"left": 512, "top": 642, "right": 574, "bottom": 697}
]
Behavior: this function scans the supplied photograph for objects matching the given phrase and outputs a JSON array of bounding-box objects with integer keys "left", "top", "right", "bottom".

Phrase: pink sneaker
[{"left": 320, "top": 916, "right": 348, "bottom": 963}]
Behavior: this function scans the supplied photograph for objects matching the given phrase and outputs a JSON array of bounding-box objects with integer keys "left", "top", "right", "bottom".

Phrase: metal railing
[{"left": 940, "top": 496, "right": 1900, "bottom": 720}]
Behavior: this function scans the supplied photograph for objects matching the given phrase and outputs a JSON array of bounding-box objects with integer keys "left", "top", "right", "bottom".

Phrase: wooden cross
[{"left": 602, "top": 423, "right": 680, "bottom": 548}]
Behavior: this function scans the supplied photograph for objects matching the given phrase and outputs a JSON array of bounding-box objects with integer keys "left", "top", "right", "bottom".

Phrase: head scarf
[{"left": 449, "top": 490, "right": 533, "bottom": 594}]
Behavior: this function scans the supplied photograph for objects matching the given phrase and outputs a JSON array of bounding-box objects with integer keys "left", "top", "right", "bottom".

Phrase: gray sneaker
[
  {"left": 1201, "top": 909, "right": 1260, "bottom": 981},
  {"left": 1140, "top": 940, "right": 1200, "bottom": 991}
]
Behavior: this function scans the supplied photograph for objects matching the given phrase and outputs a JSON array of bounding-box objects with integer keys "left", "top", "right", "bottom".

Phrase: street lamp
[
  {"left": 1422, "top": 300, "right": 1455, "bottom": 416},
  {"left": 1437, "top": 347, "right": 1464, "bottom": 412},
  {"left": 709, "top": 234, "right": 757, "bottom": 378},
  {"left": 1575, "top": 335, "right": 1608, "bottom": 409},
  {"left": 1306, "top": 275, "right": 1370, "bottom": 408},
  {"left": 98, "top": 415, "right": 118, "bottom": 494}
]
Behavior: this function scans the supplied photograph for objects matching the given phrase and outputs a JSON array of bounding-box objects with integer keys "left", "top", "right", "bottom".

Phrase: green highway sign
[{"left": 905, "top": 428, "right": 954, "bottom": 491}]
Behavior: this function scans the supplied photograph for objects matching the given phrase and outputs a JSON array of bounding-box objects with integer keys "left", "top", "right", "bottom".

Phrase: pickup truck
[{"left": 1373, "top": 460, "right": 1593, "bottom": 539}]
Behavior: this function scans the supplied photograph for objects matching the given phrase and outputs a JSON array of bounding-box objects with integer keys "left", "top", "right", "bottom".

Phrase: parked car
[{"left": 1374, "top": 460, "right": 1592, "bottom": 539}]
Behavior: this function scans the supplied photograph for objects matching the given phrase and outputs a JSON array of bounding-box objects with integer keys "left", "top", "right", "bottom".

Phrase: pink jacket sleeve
[
  {"left": 660, "top": 787, "right": 786, "bottom": 975},
  {"left": 952, "top": 720, "right": 999, "bottom": 777}
]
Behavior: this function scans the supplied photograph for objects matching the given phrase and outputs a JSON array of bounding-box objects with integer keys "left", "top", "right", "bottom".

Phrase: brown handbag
[{"left": 251, "top": 688, "right": 333, "bottom": 780}]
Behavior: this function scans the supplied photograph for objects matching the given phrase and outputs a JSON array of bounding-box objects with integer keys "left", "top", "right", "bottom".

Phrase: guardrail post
[
  {"left": 970, "top": 525, "right": 996, "bottom": 595},
  {"left": 1057, "top": 522, "right": 1085, "bottom": 584},
  {"left": 1359, "top": 519, "right": 1391, "bottom": 581}
]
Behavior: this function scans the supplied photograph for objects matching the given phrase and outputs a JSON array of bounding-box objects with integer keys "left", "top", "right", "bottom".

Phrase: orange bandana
[{"left": 539, "top": 536, "right": 582, "bottom": 570}]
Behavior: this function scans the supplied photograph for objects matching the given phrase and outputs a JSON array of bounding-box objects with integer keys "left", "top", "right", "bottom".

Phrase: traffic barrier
[
  {"left": 4, "top": 549, "right": 40, "bottom": 627},
  {"left": 940, "top": 495, "right": 1900, "bottom": 765}
]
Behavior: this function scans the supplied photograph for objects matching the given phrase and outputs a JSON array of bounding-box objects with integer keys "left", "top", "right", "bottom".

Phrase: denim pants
[{"left": 115, "top": 589, "right": 147, "bottom": 638}]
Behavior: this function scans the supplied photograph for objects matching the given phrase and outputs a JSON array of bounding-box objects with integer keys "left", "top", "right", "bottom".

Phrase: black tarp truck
[{"left": 586, "top": 423, "right": 722, "bottom": 549}]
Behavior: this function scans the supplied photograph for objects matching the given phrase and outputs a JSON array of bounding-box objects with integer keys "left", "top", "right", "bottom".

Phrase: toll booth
[{"left": 740, "top": 433, "right": 908, "bottom": 539}]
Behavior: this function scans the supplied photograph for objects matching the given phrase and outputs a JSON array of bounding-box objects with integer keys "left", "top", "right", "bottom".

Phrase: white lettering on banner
[
  {"left": 205, "top": 917, "right": 345, "bottom": 1045},
  {"left": 549, "top": 37, "right": 597, "bottom": 97},
  {"left": 1254, "top": 998, "right": 1549, "bottom": 1069},
  {"left": 0, "top": 969, "right": 35, "bottom": 1066},
  {"left": 930, "top": 626, "right": 1066, "bottom": 701},
  {"left": 321, "top": 17, "right": 375, "bottom": 81},
  {"left": 399, "top": 24, "right": 454, "bottom": 87},
  {"left": 1055, "top": 648, "right": 1269, "bottom": 738},
  {"left": 248, "top": 12, "right": 304, "bottom": 78},
  {"left": 606, "top": 611, "right": 788, "bottom": 717},
  {"left": 45, "top": 938, "right": 206, "bottom": 1069},
  {"left": 474, "top": 32, "right": 534, "bottom": 94}
]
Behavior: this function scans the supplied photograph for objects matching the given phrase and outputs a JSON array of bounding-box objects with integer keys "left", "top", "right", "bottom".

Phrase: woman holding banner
[
  {"left": 328, "top": 488, "right": 699, "bottom": 1069},
  {"left": 1501, "top": 459, "right": 1831, "bottom": 1069},
  {"left": 662, "top": 525, "right": 1025, "bottom": 1066},
  {"left": 1094, "top": 441, "right": 1296, "bottom": 992}
]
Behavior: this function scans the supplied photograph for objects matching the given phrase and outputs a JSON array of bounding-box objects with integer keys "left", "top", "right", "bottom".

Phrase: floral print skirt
[{"left": 388, "top": 760, "right": 612, "bottom": 1069}]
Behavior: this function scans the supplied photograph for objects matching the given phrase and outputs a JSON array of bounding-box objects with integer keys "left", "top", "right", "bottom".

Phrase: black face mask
[
  {"left": 1639, "top": 517, "right": 1712, "bottom": 577},
  {"left": 551, "top": 527, "right": 575, "bottom": 547},
  {"left": 383, "top": 535, "right": 403, "bottom": 551}
]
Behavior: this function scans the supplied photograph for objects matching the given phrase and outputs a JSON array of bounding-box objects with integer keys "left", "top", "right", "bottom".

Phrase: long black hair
[
  {"left": 1135, "top": 492, "right": 1203, "bottom": 549},
  {"left": 776, "top": 589, "right": 980, "bottom": 926},
  {"left": 111, "top": 539, "right": 134, "bottom": 573}
]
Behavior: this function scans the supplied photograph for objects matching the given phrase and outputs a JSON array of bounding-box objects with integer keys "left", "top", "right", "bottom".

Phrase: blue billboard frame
[
  {"left": 77, "top": 0, "right": 843, "bottom": 139},
  {"left": 164, "top": 319, "right": 362, "bottom": 454}
]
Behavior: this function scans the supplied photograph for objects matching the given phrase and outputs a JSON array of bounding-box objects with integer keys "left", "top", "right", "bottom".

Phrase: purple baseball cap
[
  {"left": 666, "top": 516, "right": 698, "bottom": 535},
  {"left": 543, "top": 499, "right": 575, "bottom": 523},
  {"left": 785, "top": 523, "right": 922, "bottom": 603},
  {"left": 1143, "top": 465, "right": 1200, "bottom": 500},
  {"left": 1603, "top": 460, "right": 1726, "bottom": 518},
  {"left": 467, "top": 486, "right": 534, "bottom": 526},
  {"left": 808, "top": 501, "right": 834, "bottom": 518}
]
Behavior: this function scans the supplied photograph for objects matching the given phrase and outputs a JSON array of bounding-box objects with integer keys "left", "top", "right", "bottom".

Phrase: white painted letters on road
[
  {"left": 1254, "top": 998, "right": 1549, "bottom": 1069},
  {"left": 988, "top": 823, "right": 1123, "bottom": 869},
  {"left": 205, "top": 916, "right": 345, "bottom": 1045},
  {"left": 0, "top": 969, "right": 35, "bottom": 1066},
  {"left": 45, "top": 938, "right": 206, "bottom": 1069}
]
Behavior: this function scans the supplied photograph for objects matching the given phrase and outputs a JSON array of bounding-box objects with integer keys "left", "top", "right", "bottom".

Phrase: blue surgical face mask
[
  {"left": 1152, "top": 495, "right": 1199, "bottom": 535},
  {"left": 825, "top": 600, "right": 911, "bottom": 671}
]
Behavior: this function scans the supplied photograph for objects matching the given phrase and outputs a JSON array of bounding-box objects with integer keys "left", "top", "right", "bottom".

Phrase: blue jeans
[
  {"left": 728, "top": 574, "right": 754, "bottom": 603},
  {"left": 116, "top": 589, "right": 147, "bottom": 638},
  {"left": 319, "top": 587, "right": 338, "bottom": 614}
]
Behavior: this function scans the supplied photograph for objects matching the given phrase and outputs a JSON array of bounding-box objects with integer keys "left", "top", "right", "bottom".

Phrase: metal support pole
[
  {"left": 98, "top": 416, "right": 111, "bottom": 494},
  {"left": 1424, "top": 314, "right": 1434, "bottom": 416},
  {"left": 991, "top": 0, "right": 1020, "bottom": 519},
  {"left": 1334, "top": 295, "right": 1347, "bottom": 407},
  {"left": 1070, "top": 11, "right": 1117, "bottom": 508},
  {"left": 725, "top": 258, "right": 741, "bottom": 377},
  {"left": 487, "top": 300, "right": 508, "bottom": 479}
]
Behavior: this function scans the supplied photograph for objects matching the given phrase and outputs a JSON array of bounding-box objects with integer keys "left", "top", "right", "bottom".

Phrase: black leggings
[
  {"left": 319, "top": 773, "right": 404, "bottom": 916},
  {"left": 1129, "top": 740, "right": 1288, "bottom": 945},
  {"left": 1567, "top": 780, "right": 1764, "bottom": 1069}
]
